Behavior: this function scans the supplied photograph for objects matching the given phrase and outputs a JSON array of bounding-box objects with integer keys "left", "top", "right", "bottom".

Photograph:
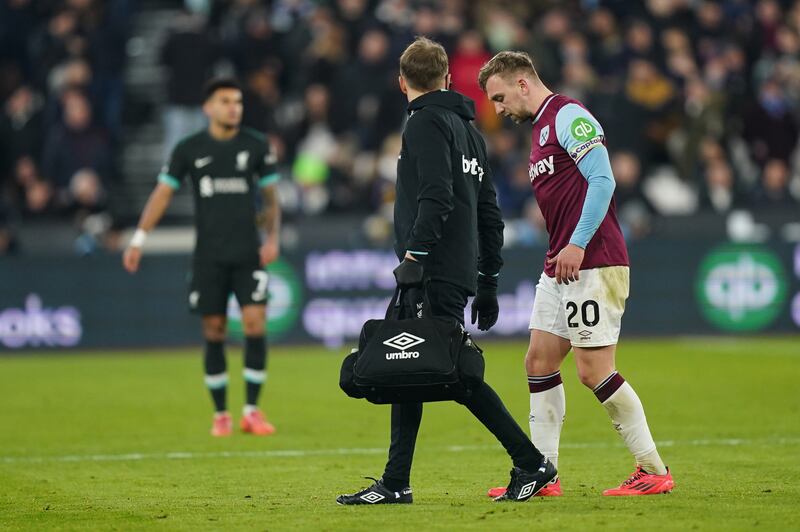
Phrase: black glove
[
  {"left": 471, "top": 274, "right": 499, "bottom": 331},
  {"left": 393, "top": 258, "right": 424, "bottom": 288}
]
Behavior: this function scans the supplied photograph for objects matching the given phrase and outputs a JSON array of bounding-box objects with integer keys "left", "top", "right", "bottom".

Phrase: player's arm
[
  {"left": 403, "top": 111, "right": 454, "bottom": 264},
  {"left": 257, "top": 139, "right": 281, "bottom": 267},
  {"left": 259, "top": 183, "right": 281, "bottom": 266},
  {"left": 569, "top": 148, "right": 615, "bottom": 249},
  {"left": 472, "top": 156, "right": 504, "bottom": 330},
  {"left": 548, "top": 104, "right": 615, "bottom": 284},
  {"left": 123, "top": 147, "right": 185, "bottom": 274},
  {"left": 476, "top": 159, "right": 504, "bottom": 278}
]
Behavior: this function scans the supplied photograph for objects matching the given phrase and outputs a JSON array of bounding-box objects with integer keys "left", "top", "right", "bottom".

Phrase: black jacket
[{"left": 394, "top": 90, "right": 504, "bottom": 294}]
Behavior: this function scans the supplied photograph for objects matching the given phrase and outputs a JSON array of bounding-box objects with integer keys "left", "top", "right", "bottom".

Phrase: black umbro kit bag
[{"left": 339, "top": 286, "right": 485, "bottom": 404}]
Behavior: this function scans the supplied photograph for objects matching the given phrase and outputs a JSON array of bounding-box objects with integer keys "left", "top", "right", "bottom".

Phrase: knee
[
  {"left": 203, "top": 318, "right": 227, "bottom": 342},
  {"left": 242, "top": 314, "right": 265, "bottom": 337},
  {"left": 525, "top": 346, "right": 560, "bottom": 376},
  {"left": 576, "top": 363, "right": 613, "bottom": 389},
  {"left": 575, "top": 366, "right": 598, "bottom": 388},
  {"left": 243, "top": 322, "right": 264, "bottom": 337}
]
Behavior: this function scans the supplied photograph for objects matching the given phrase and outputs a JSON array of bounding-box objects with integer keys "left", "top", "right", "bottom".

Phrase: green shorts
[{"left": 188, "top": 258, "right": 269, "bottom": 315}]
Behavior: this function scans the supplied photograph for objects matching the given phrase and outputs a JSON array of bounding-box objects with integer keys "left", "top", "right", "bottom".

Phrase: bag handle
[{"left": 386, "top": 283, "right": 433, "bottom": 320}]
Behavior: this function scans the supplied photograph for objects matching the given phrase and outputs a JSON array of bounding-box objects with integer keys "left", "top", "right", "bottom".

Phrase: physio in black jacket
[{"left": 337, "top": 37, "right": 556, "bottom": 505}]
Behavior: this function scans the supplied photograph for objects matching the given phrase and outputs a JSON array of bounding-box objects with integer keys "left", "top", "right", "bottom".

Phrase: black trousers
[{"left": 381, "top": 280, "right": 543, "bottom": 489}]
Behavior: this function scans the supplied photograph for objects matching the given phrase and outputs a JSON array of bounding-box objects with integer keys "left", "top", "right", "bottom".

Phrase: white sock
[
  {"left": 528, "top": 371, "right": 566, "bottom": 468},
  {"left": 595, "top": 373, "right": 667, "bottom": 476},
  {"left": 243, "top": 404, "right": 258, "bottom": 415}
]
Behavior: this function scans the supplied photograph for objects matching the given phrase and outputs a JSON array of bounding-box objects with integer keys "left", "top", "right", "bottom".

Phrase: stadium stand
[{"left": 1, "top": 0, "right": 799, "bottom": 257}]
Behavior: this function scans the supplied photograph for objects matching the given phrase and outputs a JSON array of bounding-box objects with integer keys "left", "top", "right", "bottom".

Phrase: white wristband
[{"left": 130, "top": 228, "right": 148, "bottom": 248}]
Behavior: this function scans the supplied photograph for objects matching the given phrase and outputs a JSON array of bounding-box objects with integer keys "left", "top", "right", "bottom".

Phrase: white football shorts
[{"left": 529, "top": 266, "right": 630, "bottom": 347}]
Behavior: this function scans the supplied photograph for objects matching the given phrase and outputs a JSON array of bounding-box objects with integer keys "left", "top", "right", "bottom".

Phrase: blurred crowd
[
  {"left": 2, "top": 0, "right": 800, "bottom": 256},
  {"left": 0, "top": 0, "right": 130, "bottom": 254}
]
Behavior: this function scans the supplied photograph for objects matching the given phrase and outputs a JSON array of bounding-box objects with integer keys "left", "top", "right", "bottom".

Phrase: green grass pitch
[{"left": 1, "top": 337, "right": 798, "bottom": 531}]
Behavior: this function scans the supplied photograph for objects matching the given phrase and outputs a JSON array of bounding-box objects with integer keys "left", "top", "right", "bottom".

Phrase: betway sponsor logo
[
  {"left": 199, "top": 176, "right": 250, "bottom": 197},
  {"left": 0, "top": 294, "right": 82, "bottom": 348},
  {"left": 461, "top": 154, "right": 485, "bottom": 182},
  {"left": 385, "top": 350, "right": 420, "bottom": 360},
  {"left": 529, "top": 155, "right": 554, "bottom": 181}
]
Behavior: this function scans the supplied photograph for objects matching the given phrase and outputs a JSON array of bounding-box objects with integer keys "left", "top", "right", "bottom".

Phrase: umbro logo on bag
[
  {"left": 383, "top": 332, "right": 425, "bottom": 351},
  {"left": 383, "top": 332, "right": 425, "bottom": 360},
  {"left": 518, "top": 481, "right": 537, "bottom": 499},
  {"left": 359, "top": 491, "right": 386, "bottom": 503}
]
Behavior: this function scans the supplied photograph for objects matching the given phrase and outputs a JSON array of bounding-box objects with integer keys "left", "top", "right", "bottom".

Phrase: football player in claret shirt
[
  {"left": 478, "top": 51, "right": 674, "bottom": 497},
  {"left": 123, "top": 78, "right": 281, "bottom": 438}
]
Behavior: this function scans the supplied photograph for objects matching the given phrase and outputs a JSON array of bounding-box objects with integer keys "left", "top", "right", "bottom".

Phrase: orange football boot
[
  {"left": 603, "top": 466, "right": 674, "bottom": 496},
  {"left": 240, "top": 409, "right": 276, "bottom": 436},
  {"left": 211, "top": 412, "right": 233, "bottom": 437}
]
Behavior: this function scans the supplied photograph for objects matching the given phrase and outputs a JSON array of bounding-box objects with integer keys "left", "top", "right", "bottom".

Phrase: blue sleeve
[
  {"left": 570, "top": 148, "right": 615, "bottom": 248},
  {"left": 555, "top": 104, "right": 615, "bottom": 249}
]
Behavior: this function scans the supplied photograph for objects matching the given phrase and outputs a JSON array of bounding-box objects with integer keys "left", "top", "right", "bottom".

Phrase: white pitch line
[{"left": 2, "top": 437, "right": 798, "bottom": 465}]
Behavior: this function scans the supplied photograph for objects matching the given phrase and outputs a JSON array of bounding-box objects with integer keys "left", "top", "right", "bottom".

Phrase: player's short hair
[
  {"left": 203, "top": 77, "right": 242, "bottom": 102},
  {"left": 478, "top": 51, "right": 539, "bottom": 92},
  {"left": 399, "top": 36, "right": 449, "bottom": 92}
]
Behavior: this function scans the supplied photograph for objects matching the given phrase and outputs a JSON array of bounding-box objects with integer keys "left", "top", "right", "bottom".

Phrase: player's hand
[
  {"left": 547, "top": 244, "right": 585, "bottom": 285},
  {"left": 259, "top": 240, "right": 279, "bottom": 267},
  {"left": 122, "top": 246, "right": 142, "bottom": 274},
  {"left": 471, "top": 275, "right": 499, "bottom": 331},
  {"left": 393, "top": 257, "right": 424, "bottom": 288}
]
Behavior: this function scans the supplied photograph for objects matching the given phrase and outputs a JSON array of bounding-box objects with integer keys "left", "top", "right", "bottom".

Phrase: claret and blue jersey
[{"left": 528, "top": 94, "right": 629, "bottom": 277}]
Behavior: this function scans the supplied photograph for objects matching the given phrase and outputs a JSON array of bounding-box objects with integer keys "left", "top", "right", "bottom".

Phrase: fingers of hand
[
  {"left": 567, "top": 261, "right": 580, "bottom": 282},
  {"left": 479, "top": 313, "right": 496, "bottom": 330}
]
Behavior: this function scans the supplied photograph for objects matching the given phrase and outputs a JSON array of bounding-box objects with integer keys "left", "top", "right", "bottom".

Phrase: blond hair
[
  {"left": 399, "top": 36, "right": 449, "bottom": 91},
  {"left": 478, "top": 51, "right": 539, "bottom": 92}
]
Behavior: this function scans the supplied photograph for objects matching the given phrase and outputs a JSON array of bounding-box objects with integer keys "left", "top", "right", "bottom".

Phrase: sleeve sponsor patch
[
  {"left": 570, "top": 117, "right": 597, "bottom": 141},
  {"left": 555, "top": 104, "right": 606, "bottom": 164}
]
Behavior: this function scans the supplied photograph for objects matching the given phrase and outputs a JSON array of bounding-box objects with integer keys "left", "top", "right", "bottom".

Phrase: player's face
[
  {"left": 485, "top": 75, "right": 532, "bottom": 124},
  {"left": 205, "top": 88, "right": 243, "bottom": 128}
]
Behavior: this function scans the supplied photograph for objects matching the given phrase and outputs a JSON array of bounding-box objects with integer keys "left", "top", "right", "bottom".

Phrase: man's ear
[
  {"left": 399, "top": 75, "right": 407, "bottom": 95},
  {"left": 446, "top": 73, "right": 452, "bottom": 90},
  {"left": 518, "top": 78, "right": 530, "bottom": 95}
]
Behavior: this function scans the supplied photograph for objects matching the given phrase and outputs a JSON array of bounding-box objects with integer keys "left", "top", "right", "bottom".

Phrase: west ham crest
[{"left": 539, "top": 125, "right": 550, "bottom": 146}]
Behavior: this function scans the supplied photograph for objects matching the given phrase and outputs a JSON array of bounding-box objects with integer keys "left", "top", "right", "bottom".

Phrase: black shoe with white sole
[
  {"left": 336, "top": 477, "right": 413, "bottom": 505},
  {"left": 494, "top": 457, "right": 558, "bottom": 502}
]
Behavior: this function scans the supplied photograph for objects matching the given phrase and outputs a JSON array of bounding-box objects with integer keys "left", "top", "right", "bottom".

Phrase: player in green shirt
[{"left": 123, "top": 79, "right": 281, "bottom": 437}]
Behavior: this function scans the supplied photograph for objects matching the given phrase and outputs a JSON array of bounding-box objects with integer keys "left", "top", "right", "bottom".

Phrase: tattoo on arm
[{"left": 261, "top": 185, "right": 281, "bottom": 240}]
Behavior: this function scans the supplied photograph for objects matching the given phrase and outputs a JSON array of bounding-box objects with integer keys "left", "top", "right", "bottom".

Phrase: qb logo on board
[{"left": 696, "top": 246, "right": 788, "bottom": 331}]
